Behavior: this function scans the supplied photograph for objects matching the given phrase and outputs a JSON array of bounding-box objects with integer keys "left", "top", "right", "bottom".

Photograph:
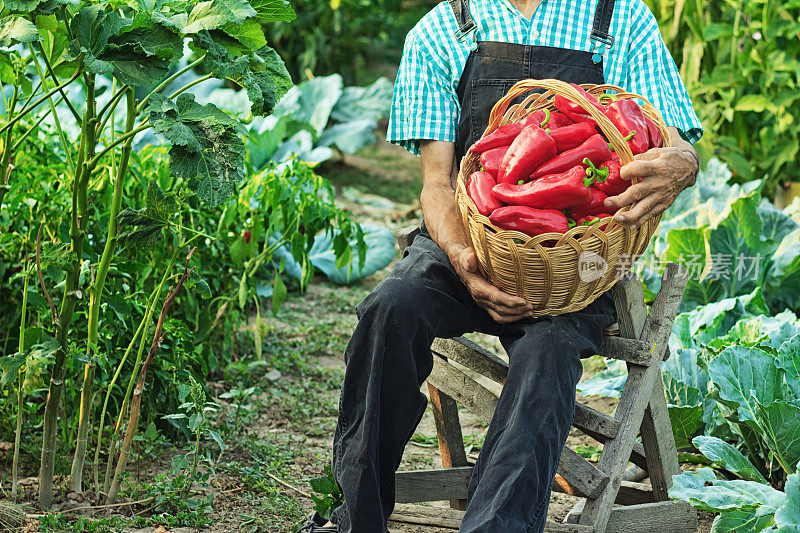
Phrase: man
[{"left": 299, "top": 0, "right": 701, "bottom": 531}]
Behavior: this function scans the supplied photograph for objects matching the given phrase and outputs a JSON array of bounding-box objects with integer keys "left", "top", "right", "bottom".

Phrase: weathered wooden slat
[
  {"left": 428, "top": 382, "right": 468, "bottom": 510},
  {"left": 427, "top": 355, "right": 499, "bottom": 425},
  {"left": 390, "top": 503, "right": 462, "bottom": 529},
  {"left": 431, "top": 337, "right": 509, "bottom": 385},
  {"left": 573, "top": 401, "right": 620, "bottom": 439},
  {"left": 640, "top": 370, "right": 682, "bottom": 501},
  {"left": 396, "top": 226, "right": 421, "bottom": 251},
  {"left": 553, "top": 473, "right": 653, "bottom": 503},
  {"left": 598, "top": 336, "right": 653, "bottom": 365},
  {"left": 578, "top": 264, "right": 689, "bottom": 532},
  {"left": 572, "top": 402, "right": 649, "bottom": 470},
  {"left": 566, "top": 500, "right": 697, "bottom": 533},
  {"left": 556, "top": 447, "right": 609, "bottom": 500},
  {"left": 394, "top": 467, "right": 472, "bottom": 504},
  {"left": 543, "top": 523, "right": 594, "bottom": 533}
]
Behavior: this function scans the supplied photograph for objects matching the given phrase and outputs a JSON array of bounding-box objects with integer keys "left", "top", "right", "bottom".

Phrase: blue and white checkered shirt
[{"left": 387, "top": 0, "right": 703, "bottom": 155}]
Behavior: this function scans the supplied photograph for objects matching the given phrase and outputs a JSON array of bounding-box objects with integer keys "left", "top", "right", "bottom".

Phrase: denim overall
[{"left": 331, "top": 1, "right": 618, "bottom": 531}]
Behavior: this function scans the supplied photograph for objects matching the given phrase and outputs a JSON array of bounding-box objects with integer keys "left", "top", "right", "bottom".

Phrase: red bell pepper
[
  {"left": 645, "top": 116, "right": 663, "bottom": 148},
  {"left": 604, "top": 98, "right": 649, "bottom": 155},
  {"left": 522, "top": 110, "right": 574, "bottom": 130},
  {"left": 530, "top": 134, "right": 612, "bottom": 179},
  {"left": 549, "top": 122, "right": 597, "bottom": 152},
  {"left": 589, "top": 159, "right": 628, "bottom": 196},
  {"left": 471, "top": 123, "right": 524, "bottom": 154},
  {"left": 489, "top": 206, "right": 569, "bottom": 236},
  {"left": 480, "top": 146, "right": 509, "bottom": 179},
  {"left": 492, "top": 166, "right": 593, "bottom": 210},
  {"left": 498, "top": 125, "right": 557, "bottom": 185},
  {"left": 554, "top": 84, "right": 605, "bottom": 123},
  {"left": 467, "top": 171, "right": 503, "bottom": 216},
  {"left": 570, "top": 187, "right": 609, "bottom": 218},
  {"left": 576, "top": 213, "right": 613, "bottom": 228}
]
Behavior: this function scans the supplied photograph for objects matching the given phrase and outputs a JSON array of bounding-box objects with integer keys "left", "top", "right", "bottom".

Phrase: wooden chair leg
[
  {"left": 578, "top": 265, "right": 688, "bottom": 531},
  {"left": 640, "top": 370, "right": 681, "bottom": 500},
  {"left": 428, "top": 382, "right": 469, "bottom": 510}
]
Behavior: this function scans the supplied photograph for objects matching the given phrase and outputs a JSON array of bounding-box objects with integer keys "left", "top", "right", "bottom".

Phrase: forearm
[{"left": 420, "top": 181, "right": 469, "bottom": 259}]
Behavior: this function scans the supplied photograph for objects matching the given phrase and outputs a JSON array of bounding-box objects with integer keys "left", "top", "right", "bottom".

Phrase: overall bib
[{"left": 330, "top": 1, "right": 618, "bottom": 531}]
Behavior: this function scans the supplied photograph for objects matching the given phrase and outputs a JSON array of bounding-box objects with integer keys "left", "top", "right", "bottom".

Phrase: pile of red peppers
[{"left": 466, "top": 84, "right": 663, "bottom": 237}]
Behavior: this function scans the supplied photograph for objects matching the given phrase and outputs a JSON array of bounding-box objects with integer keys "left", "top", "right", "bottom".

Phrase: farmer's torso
[{"left": 452, "top": 0, "right": 616, "bottom": 160}]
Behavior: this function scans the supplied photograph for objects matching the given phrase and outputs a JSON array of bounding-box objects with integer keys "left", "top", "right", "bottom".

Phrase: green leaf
[
  {"left": 774, "top": 467, "right": 800, "bottom": 532},
  {"left": 250, "top": 0, "right": 296, "bottom": 22},
  {"left": 317, "top": 119, "right": 377, "bottom": 155},
  {"left": 194, "top": 32, "right": 291, "bottom": 116},
  {"left": 221, "top": 18, "right": 265, "bottom": 49},
  {"left": 710, "top": 510, "right": 775, "bottom": 533},
  {"left": 735, "top": 95, "right": 773, "bottom": 113},
  {"left": 0, "top": 16, "right": 41, "bottom": 47},
  {"left": 693, "top": 435, "right": 768, "bottom": 483},
  {"left": 708, "top": 346, "right": 780, "bottom": 422},
  {"left": 778, "top": 335, "right": 800, "bottom": 400},
  {"left": 271, "top": 271, "right": 286, "bottom": 315},
  {"left": 308, "top": 223, "right": 392, "bottom": 285},
  {"left": 669, "top": 405, "right": 704, "bottom": 450},
  {"left": 117, "top": 180, "right": 177, "bottom": 248},
  {"left": 330, "top": 77, "right": 393, "bottom": 123},
  {"left": 183, "top": 0, "right": 256, "bottom": 34},
  {"left": 751, "top": 398, "right": 800, "bottom": 475},
  {"left": 40, "top": 240, "right": 74, "bottom": 271},
  {"left": 147, "top": 93, "right": 246, "bottom": 206},
  {"left": 274, "top": 74, "right": 344, "bottom": 137},
  {"left": 766, "top": 228, "right": 800, "bottom": 313},
  {"left": 309, "top": 475, "right": 336, "bottom": 495},
  {"left": 663, "top": 347, "right": 708, "bottom": 406},
  {"left": 68, "top": 6, "right": 125, "bottom": 61},
  {"left": 669, "top": 468, "right": 786, "bottom": 514}
]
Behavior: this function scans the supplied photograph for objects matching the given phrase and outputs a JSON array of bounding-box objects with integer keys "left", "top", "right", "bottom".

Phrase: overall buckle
[
  {"left": 590, "top": 30, "right": 614, "bottom": 64},
  {"left": 455, "top": 20, "right": 476, "bottom": 43}
]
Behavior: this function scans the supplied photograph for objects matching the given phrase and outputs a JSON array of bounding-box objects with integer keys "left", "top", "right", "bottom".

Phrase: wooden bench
[{"left": 390, "top": 226, "right": 697, "bottom": 533}]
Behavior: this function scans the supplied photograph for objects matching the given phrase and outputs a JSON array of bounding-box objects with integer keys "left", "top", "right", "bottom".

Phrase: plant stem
[
  {"left": 86, "top": 122, "right": 150, "bottom": 169},
  {"left": 106, "top": 251, "right": 196, "bottom": 504},
  {"left": 39, "top": 77, "right": 93, "bottom": 508},
  {"left": 0, "top": 84, "right": 19, "bottom": 204},
  {"left": 12, "top": 260, "right": 30, "bottom": 497},
  {"left": 96, "top": 85, "right": 128, "bottom": 132},
  {"left": 71, "top": 88, "right": 136, "bottom": 493},
  {"left": 93, "top": 290, "right": 149, "bottom": 499},
  {"left": 184, "top": 427, "right": 202, "bottom": 499},
  {"left": 137, "top": 56, "right": 206, "bottom": 114},
  {"left": 37, "top": 42, "right": 81, "bottom": 123},
  {"left": 0, "top": 73, "right": 78, "bottom": 138},
  {"left": 102, "top": 248, "right": 180, "bottom": 494},
  {"left": 11, "top": 97, "right": 62, "bottom": 152},
  {"left": 24, "top": 52, "right": 79, "bottom": 174},
  {"left": 169, "top": 73, "right": 213, "bottom": 100}
]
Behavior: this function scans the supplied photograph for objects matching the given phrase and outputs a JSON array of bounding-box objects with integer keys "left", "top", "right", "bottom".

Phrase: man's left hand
[{"left": 603, "top": 131, "right": 699, "bottom": 229}]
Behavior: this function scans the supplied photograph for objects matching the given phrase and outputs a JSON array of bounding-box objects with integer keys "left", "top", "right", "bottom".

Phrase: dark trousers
[{"left": 331, "top": 233, "right": 616, "bottom": 532}]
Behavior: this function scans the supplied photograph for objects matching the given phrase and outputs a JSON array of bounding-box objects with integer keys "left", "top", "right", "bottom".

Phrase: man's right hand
[{"left": 448, "top": 242, "right": 533, "bottom": 323}]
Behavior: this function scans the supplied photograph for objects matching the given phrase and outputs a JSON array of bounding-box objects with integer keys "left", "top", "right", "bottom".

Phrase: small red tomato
[{"left": 243, "top": 230, "right": 251, "bottom": 244}]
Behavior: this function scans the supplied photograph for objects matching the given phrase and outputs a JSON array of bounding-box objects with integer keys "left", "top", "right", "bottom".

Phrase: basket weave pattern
[{"left": 455, "top": 79, "right": 672, "bottom": 316}]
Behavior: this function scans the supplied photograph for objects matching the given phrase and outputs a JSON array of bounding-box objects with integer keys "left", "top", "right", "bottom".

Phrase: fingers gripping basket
[{"left": 455, "top": 79, "right": 672, "bottom": 317}]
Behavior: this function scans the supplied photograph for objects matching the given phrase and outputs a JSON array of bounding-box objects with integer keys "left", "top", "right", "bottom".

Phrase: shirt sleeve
[
  {"left": 386, "top": 35, "right": 460, "bottom": 156},
  {"left": 624, "top": 1, "right": 703, "bottom": 144}
]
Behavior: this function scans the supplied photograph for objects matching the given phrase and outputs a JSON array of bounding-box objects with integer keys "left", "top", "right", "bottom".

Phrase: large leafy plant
[
  {"left": 645, "top": 0, "right": 800, "bottom": 196},
  {"left": 0, "top": 0, "right": 296, "bottom": 507}
]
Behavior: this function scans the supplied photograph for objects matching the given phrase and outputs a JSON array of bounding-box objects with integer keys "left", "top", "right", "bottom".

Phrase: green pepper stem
[
  {"left": 582, "top": 157, "right": 608, "bottom": 185},
  {"left": 567, "top": 217, "right": 576, "bottom": 229},
  {"left": 540, "top": 108, "right": 551, "bottom": 128},
  {"left": 625, "top": 131, "right": 636, "bottom": 140}
]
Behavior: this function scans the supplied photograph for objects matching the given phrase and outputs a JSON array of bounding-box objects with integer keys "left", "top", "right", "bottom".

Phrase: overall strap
[
  {"left": 448, "top": 0, "right": 476, "bottom": 42},
  {"left": 590, "top": 0, "right": 617, "bottom": 62}
]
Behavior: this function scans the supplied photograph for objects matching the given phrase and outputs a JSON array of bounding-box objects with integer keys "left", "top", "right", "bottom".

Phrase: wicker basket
[{"left": 455, "top": 79, "right": 671, "bottom": 317}]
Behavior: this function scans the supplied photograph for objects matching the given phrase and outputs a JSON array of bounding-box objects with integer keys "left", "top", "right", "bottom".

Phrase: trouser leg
[
  {"left": 331, "top": 233, "right": 496, "bottom": 533},
  {"left": 460, "top": 291, "right": 616, "bottom": 533}
]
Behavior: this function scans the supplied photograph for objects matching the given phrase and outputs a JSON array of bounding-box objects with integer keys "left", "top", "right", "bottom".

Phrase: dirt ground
[{"left": 1, "top": 139, "right": 713, "bottom": 532}]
